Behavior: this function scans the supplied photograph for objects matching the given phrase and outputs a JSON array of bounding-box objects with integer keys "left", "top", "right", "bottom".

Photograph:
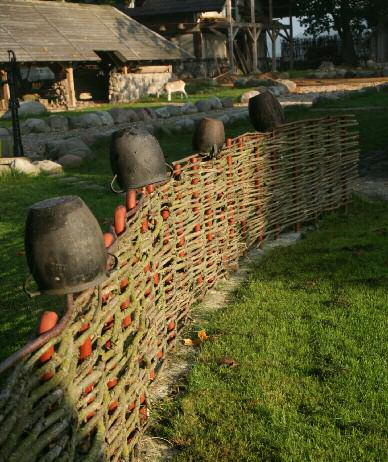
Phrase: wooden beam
[
  {"left": 289, "top": 2, "right": 295, "bottom": 70},
  {"left": 65, "top": 66, "right": 77, "bottom": 108},
  {"left": 0, "top": 70, "right": 10, "bottom": 111},
  {"left": 226, "top": 0, "right": 235, "bottom": 73},
  {"left": 269, "top": 0, "right": 276, "bottom": 72},
  {"left": 251, "top": 0, "right": 258, "bottom": 72}
]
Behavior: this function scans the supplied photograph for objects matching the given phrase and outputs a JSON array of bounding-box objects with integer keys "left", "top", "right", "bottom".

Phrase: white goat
[{"left": 164, "top": 80, "right": 188, "bottom": 101}]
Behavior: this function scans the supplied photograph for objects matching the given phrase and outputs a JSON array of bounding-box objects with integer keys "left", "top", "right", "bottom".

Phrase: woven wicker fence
[{"left": 0, "top": 115, "right": 359, "bottom": 462}]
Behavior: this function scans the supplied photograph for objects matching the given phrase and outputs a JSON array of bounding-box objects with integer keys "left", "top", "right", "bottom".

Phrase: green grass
[
  {"left": 314, "top": 85, "right": 388, "bottom": 109},
  {"left": 155, "top": 198, "right": 388, "bottom": 461}
]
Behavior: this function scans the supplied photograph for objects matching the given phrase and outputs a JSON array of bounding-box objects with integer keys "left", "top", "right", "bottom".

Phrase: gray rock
[
  {"left": 167, "top": 105, "right": 182, "bottom": 117},
  {"left": 46, "top": 138, "right": 92, "bottom": 160},
  {"left": 181, "top": 102, "right": 198, "bottom": 114},
  {"left": 22, "top": 118, "right": 50, "bottom": 134},
  {"left": 34, "top": 159, "right": 63, "bottom": 174},
  {"left": 335, "top": 68, "right": 347, "bottom": 78},
  {"left": 155, "top": 107, "right": 170, "bottom": 119},
  {"left": 208, "top": 97, "right": 223, "bottom": 110},
  {"left": 95, "top": 111, "right": 114, "bottom": 127},
  {"left": 217, "top": 114, "right": 230, "bottom": 125},
  {"left": 221, "top": 97, "right": 234, "bottom": 108},
  {"left": 11, "top": 157, "right": 40, "bottom": 176},
  {"left": 319, "top": 61, "right": 335, "bottom": 71},
  {"left": 69, "top": 113, "right": 102, "bottom": 129},
  {"left": 144, "top": 108, "right": 158, "bottom": 119},
  {"left": 3, "top": 101, "right": 47, "bottom": 119},
  {"left": 382, "top": 68, "right": 388, "bottom": 77},
  {"left": 277, "top": 79, "right": 297, "bottom": 93},
  {"left": 48, "top": 115, "right": 69, "bottom": 132},
  {"left": 0, "top": 127, "right": 10, "bottom": 137},
  {"left": 234, "top": 78, "right": 249, "bottom": 88},
  {"left": 108, "top": 108, "right": 131, "bottom": 124},
  {"left": 57, "top": 154, "right": 83, "bottom": 169},
  {"left": 124, "top": 109, "right": 139, "bottom": 122},
  {"left": 268, "top": 86, "right": 284, "bottom": 97},
  {"left": 195, "top": 99, "right": 212, "bottom": 112},
  {"left": 240, "top": 90, "right": 260, "bottom": 104},
  {"left": 135, "top": 108, "right": 152, "bottom": 122}
]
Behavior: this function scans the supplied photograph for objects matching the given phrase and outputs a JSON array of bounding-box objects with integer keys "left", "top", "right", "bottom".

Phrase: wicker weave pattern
[{"left": 0, "top": 116, "right": 359, "bottom": 462}]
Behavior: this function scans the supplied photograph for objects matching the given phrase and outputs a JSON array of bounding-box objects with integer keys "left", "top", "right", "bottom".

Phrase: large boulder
[
  {"left": 34, "top": 159, "right": 63, "bottom": 174},
  {"left": 277, "top": 79, "right": 297, "bottom": 93},
  {"left": 69, "top": 113, "right": 102, "bottom": 129},
  {"left": 57, "top": 154, "right": 83, "bottom": 169},
  {"left": 3, "top": 101, "right": 47, "bottom": 119},
  {"left": 155, "top": 107, "right": 171, "bottom": 119},
  {"left": 319, "top": 61, "right": 335, "bottom": 71},
  {"left": 46, "top": 138, "right": 92, "bottom": 160},
  {"left": 240, "top": 90, "right": 260, "bottom": 104},
  {"left": 108, "top": 108, "right": 131, "bottom": 124},
  {"left": 11, "top": 157, "right": 40, "bottom": 176},
  {"left": 208, "top": 97, "right": 223, "bottom": 110},
  {"left": 95, "top": 111, "right": 114, "bottom": 127},
  {"left": 22, "top": 118, "right": 50, "bottom": 134},
  {"left": 195, "top": 99, "right": 212, "bottom": 112},
  {"left": 125, "top": 109, "right": 139, "bottom": 122},
  {"left": 48, "top": 115, "right": 69, "bottom": 132},
  {"left": 181, "top": 102, "right": 198, "bottom": 114},
  {"left": 221, "top": 97, "right": 234, "bottom": 108},
  {"left": 167, "top": 105, "right": 182, "bottom": 117},
  {"left": 135, "top": 108, "right": 152, "bottom": 122},
  {"left": 0, "top": 127, "right": 10, "bottom": 137}
]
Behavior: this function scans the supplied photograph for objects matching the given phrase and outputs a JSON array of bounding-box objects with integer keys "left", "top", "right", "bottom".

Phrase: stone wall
[{"left": 109, "top": 71, "right": 172, "bottom": 103}]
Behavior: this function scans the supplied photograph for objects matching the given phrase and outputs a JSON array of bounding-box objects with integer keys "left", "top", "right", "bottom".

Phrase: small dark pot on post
[
  {"left": 110, "top": 127, "right": 168, "bottom": 192},
  {"left": 25, "top": 196, "right": 107, "bottom": 296},
  {"left": 192, "top": 118, "right": 225, "bottom": 157},
  {"left": 248, "top": 91, "right": 285, "bottom": 132}
]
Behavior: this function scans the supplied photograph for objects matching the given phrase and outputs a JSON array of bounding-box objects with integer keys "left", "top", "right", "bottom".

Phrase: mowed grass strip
[{"left": 156, "top": 199, "right": 388, "bottom": 461}]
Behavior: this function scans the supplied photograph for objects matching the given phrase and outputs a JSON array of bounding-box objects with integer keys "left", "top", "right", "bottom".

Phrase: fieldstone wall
[{"left": 109, "top": 71, "right": 172, "bottom": 103}]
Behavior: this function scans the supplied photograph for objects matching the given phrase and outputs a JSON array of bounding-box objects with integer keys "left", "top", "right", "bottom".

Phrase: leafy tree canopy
[{"left": 296, "top": 0, "right": 388, "bottom": 65}]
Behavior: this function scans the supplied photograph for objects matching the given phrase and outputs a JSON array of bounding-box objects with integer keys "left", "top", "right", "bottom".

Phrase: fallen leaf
[
  {"left": 198, "top": 329, "right": 209, "bottom": 341},
  {"left": 16, "top": 250, "right": 25, "bottom": 257},
  {"left": 183, "top": 338, "right": 193, "bottom": 346},
  {"left": 218, "top": 357, "right": 238, "bottom": 367}
]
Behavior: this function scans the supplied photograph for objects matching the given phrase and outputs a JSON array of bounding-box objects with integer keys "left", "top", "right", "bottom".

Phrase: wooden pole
[
  {"left": 65, "top": 65, "right": 77, "bottom": 108},
  {"left": 251, "top": 0, "right": 258, "bottom": 73},
  {"left": 269, "top": 0, "right": 276, "bottom": 72},
  {"left": 0, "top": 70, "right": 10, "bottom": 111},
  {"left": 226, "top": 0, "right": 235, "bottom": 73},
  {"left": 289, "top": 1, "right": 294, "bottom": 70}
]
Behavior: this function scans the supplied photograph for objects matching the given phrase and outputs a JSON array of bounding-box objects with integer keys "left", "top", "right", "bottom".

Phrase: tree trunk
[{"left": 339, "top": 23, "right": 358, "bottom": 66}]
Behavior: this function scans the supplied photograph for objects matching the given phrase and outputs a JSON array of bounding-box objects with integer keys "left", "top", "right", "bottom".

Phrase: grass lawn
[{"left": 155, "top": 198, "right": 388, "bottom": 461}]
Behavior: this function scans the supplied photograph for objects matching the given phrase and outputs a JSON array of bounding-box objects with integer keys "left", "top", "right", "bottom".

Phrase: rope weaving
[{"left": 0, "top": 116, "right": 359, "bottom": 461}]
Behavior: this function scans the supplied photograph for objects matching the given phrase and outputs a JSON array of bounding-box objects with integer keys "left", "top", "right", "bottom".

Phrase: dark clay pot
[
  {"left": 248, "top": 91, "right": 285, "bottom": 132},
  {"left": 192, "top": 118, "right": 225, "bottom": 156},
  {"left": 110, "top": 127, "right": 168, "bottom": 191},
  {"left": 25, "top": 196, "right": 107, "bottom": 296}
]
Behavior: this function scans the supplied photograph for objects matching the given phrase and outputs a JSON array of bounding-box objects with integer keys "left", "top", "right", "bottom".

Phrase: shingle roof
[
  {"left": 128, "top": 0, "right": 226, "bottom": 17},
  {"left": 0, "top": 0, "right": 192, "bottom": 64}
]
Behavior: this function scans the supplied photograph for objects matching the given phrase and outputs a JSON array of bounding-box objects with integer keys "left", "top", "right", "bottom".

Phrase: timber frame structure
[
  {"left": 127, "top": 1, "right": 296, "bottom": 74},
  {"left": 0, "top": 0, "right": 191, "bottom": 111}
]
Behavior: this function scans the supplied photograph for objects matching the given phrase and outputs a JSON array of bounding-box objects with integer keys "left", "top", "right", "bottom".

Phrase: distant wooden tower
[{"left": 126, "top": 0, "right": 296, "bottom": 74}]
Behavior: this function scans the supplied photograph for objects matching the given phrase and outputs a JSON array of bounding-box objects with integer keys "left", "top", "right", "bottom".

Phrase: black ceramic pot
[
  {"left": 24, "top": 196, "right": 107, "bottom": 296},
  {"left": 110, "top": 127, "right": 168, "bottom": 191},
  {"left": 192, "top": 118, "right": 225, "bottom": 156}
]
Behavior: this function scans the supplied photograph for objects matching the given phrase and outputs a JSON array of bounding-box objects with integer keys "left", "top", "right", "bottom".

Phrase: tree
[{"left": 296, "top": 0, "right": 387, "bottom": 66}]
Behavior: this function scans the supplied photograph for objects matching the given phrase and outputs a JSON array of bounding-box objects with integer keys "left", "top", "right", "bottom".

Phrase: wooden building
[
  {"left": 125, "top": 0, "right": 296, "bottom": 75},
  {"left": 0, "top": 0, "right": 191, "bottom": 110}
]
